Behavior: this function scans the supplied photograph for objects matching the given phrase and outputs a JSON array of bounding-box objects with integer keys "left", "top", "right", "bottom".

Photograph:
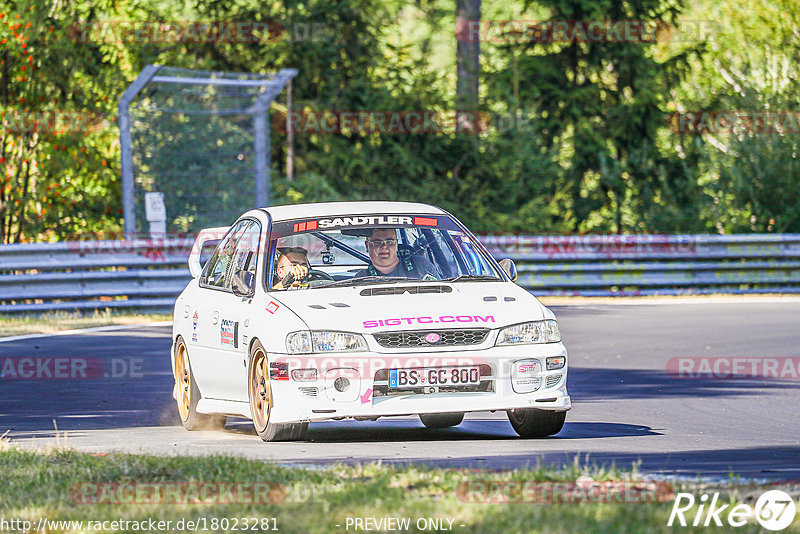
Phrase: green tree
[
  {"left": 481, "top": 0, "right": 705, "bottom": 233},
  {"left": 0, "top": 0, "right": 129, "bottom": 243},
  {"left": 671, "top": 0, "right": 800, "bottom": 232}
]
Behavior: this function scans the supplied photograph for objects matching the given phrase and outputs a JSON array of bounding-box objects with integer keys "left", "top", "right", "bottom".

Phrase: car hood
[{"left": 269, "top": 282, "right": 546, "bottom": 333}]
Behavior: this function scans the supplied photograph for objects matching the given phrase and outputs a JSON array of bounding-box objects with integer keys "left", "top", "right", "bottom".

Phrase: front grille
[
  {"left": 546, "top": 374, "right": 562, "bottom": 388},
  {"left": 373, "top": 329, "right": 489, "bottom": 348}
]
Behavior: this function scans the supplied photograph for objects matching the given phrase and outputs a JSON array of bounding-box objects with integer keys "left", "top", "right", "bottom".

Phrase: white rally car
[{"left": 171, "top": 201, "right": 570, "bottom": 441}]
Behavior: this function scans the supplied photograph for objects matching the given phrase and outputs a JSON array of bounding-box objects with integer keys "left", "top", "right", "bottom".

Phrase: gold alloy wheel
[
  {"left": 249, "top": 347, "right": 271, "bottom": 432},
  {"left": 174, "top": 341, "right": 191, "bottom": 421}
]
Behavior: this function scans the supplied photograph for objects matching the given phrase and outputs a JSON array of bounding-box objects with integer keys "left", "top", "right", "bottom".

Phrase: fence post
[
  {"left": 119, "top": 65, "right": 162, "bottom": 237},
  {"left": 253, "top": 100, "right": 269, "bottom": 208}
]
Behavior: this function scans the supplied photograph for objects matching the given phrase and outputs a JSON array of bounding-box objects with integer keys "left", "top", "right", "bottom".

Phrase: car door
[
  {"left": 190, "top": 219, "right": 254, "bottom": 402},
  {"left": 211, "top": 218, "right": 262, "bottom": 402}
]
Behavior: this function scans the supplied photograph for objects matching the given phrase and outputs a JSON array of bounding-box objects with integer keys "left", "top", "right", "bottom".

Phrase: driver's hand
[{"left": 289, "top": 263, "right": 309, "bottom": 284}]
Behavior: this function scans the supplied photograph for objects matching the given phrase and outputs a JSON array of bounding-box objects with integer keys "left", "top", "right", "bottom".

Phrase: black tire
[
  {"left": 248, "top": 340, "right": 308, "bottom": 442},
  {"left": 507, "top": 408, "right": 566, "bottom": 438},
  {"left": 419, "top": 412, "right": 465, "bottom": 428},
  {"left": 173, "top": 336, "right": 226, "bottom": 431}
]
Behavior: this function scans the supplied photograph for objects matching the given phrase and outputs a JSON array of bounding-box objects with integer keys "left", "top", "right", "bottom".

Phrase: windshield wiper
[
  {"left": 317, "top": 275, "right": 400, "bottom": 289},
  {"left": 442, "top": 274, "right": 501, "bottom": 282}
]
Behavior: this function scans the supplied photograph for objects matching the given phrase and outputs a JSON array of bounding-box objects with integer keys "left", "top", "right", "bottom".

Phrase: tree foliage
[
  {"left": 0, "top": 0, "right": 797, "bottom": 242},
  {"left": 0, "top": 0, "right": 131, "bottom": 242}
]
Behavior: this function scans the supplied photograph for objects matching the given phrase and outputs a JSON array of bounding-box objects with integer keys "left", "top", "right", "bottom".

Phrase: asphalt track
[{"left": 2, "top": 298, "right": 799, "bottom": 480}]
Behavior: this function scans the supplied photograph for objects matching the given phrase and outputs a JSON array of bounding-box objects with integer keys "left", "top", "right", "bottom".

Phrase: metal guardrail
[
  {"left": 481, "top": 234, "right": 800, "bottom": 296},
  {"left": 2, "top": 234, "right": 800, "bottom": 313},
  {"left": 0, "top": 237, "right": 195, "bottom": 313}
]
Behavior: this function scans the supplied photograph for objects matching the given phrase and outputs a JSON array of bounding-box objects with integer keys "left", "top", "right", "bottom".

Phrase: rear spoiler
[{"left": 188, "top": 226, "right": 229, "bottom": 278}]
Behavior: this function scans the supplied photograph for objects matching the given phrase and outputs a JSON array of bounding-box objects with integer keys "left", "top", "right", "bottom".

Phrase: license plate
[{"left": 388, "top": 366, "right": 481, "bottom": 389}]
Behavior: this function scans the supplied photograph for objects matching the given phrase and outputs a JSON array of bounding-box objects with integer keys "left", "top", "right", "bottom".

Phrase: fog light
[
  {"left": 546, "top": 356, "right": 566, "bottom": 370},
  {"left": 511, "top": 359, "right": 541, "bottom": 394},
  {"left": 291, "top": 368, "right": 318, "bottom": 382},
  {"left": 334, "top": 376, "right": 351, "bottom": 392}
]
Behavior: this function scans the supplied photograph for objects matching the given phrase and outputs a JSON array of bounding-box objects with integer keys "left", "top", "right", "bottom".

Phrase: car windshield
[{"left": 267, "top": 213, "right": 501, "bottom": 290}]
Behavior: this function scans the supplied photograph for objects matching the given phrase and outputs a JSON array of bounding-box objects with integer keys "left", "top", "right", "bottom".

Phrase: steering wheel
[{"left": 280, "top": 269, "right": 335, "bottom": 287}]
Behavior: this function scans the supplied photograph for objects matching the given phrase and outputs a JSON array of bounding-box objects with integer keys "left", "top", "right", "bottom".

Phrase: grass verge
[
  {"left": 0, "top": 447, "right": 796, "bottom": 533},
  {"left": 0, "top": 309, "right": 171, "bottom": 337}
]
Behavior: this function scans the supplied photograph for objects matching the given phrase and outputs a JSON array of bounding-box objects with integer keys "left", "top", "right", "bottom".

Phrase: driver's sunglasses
[
  {"left": 367, "top": 239, "right": 398, "bottom": 249},
  {"left": 289, "top": 262, "right": 309, "bottom": 268}
]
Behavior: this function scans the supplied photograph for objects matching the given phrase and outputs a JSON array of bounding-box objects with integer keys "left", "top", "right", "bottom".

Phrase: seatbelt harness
[{"left": 368, "top": 255, "right": 414, "bottom": 276}]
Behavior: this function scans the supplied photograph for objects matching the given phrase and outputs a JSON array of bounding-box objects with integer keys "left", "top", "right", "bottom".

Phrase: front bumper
[{"left": 266, "top": 343, "right": 571, "bottom": 424}]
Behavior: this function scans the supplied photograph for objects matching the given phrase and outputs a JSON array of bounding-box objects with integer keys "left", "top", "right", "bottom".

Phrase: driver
[
  {"left": 273, "top": 247, "right": 310, "bottom": 289},
  {"left": 354, "top": 228, "right": 439, "bottom": 280}
]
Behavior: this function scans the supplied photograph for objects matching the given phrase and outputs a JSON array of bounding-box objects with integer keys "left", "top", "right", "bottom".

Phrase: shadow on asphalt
[
  {"left": 217, "top": 419, "right": 660, "bottom": 442},
  {"left": 569, "top": 367, "right": 798, "bottom": 401},
  {"left": 274, "top": 444, "right": 800, "bottom": 479},
  {"left": 7, "top": 420, "right": 661, "bottom": 443}
]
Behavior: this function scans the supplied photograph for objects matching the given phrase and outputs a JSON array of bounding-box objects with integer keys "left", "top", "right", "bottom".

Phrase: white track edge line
[{"left": 0, "top": 321, "right": 173, "bottom": 343}]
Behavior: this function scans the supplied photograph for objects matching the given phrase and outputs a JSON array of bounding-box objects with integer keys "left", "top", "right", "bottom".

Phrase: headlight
[
  {"left": 312, "top": 331, "right": 368, "bottom": 352},
  {"left": 496, "top": 320, "right": 561, "bottom": 345},
  {"left": 286, "top": 331, "right": 312, "bottom": 353},
  {"left": 286, "top": 331, "right": 367, "bottom": 354}
]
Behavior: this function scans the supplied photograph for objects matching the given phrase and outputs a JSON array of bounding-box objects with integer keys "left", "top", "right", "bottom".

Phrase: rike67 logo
[{"left": 669, "top": 490, "right": 797, "bottom": 531}]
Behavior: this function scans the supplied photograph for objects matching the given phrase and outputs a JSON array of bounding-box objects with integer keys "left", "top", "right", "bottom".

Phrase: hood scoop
[{"left": 359, "top": 285, "right": 453, "bottom": 296}]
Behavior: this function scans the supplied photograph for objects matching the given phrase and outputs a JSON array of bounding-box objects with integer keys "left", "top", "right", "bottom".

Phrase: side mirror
[
  {"left": 231, "top": 270, "right": 255, "bottom": 297},
  {"left": 188, "top": 226, "right": 229, "bottom": 278},
  {"left": 498, "top": 258, "right": 518, "bottom": 282}
]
